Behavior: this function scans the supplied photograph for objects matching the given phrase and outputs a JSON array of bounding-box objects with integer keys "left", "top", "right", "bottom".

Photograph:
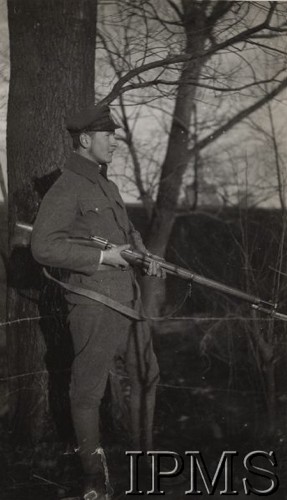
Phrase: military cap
[{"left": 66, "top": 104, "right": 120, "bottom": 134}]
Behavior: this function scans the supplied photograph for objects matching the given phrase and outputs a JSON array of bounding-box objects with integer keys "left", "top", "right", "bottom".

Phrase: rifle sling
[{"left": 43, "top": 268, "right": 190, "bottom": 322}]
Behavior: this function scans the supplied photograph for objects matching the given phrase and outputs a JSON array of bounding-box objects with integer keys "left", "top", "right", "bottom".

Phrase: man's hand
[
  {"left": 145, "top": 255, "right": 166, "bottom": 279},
  {"left": 102, "top": 244, "right": 130, "bottom": 269}
]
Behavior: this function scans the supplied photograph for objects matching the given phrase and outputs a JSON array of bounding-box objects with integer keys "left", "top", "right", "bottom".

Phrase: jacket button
[{"left": 95, "top": 207, "right": 99, "bottom": 212}]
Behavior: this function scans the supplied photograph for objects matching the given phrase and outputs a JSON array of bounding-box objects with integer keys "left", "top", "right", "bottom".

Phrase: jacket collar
[{"left": 64, "top": 152, "right": 108, "bottom": 183}]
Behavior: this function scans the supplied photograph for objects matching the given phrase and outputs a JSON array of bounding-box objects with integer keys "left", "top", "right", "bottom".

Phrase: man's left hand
[{"left": 145, "top": 256, "right": 166, "bottom": 279}]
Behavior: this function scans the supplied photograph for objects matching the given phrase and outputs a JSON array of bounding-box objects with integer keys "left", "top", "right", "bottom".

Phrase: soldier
[{"left": 31, "top": 103, "right": 164, "bottom": 500}]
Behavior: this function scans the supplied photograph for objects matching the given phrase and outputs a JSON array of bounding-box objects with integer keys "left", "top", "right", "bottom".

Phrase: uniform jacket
[{"left": 31, "top": 152, "right": 145, "bottom": 303}]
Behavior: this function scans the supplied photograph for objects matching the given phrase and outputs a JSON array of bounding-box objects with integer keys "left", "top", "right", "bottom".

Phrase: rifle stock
[{"left": 14, "top": 222, "right": 287, "bottom": 322}]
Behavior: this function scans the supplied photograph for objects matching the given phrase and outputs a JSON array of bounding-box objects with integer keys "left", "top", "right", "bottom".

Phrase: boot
[
  {"left": 71, "top": 407, "right": 113, "bottom": 498},
  {"left": 83, "top": 471, "right": 112, "bottom": 500},
  {"left": 72, "top": 406, "right": 102, "bottom": 474}
]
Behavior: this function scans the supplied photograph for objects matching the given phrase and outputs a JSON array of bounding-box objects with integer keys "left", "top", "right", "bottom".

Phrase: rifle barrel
[
  {"left": 125, "top": 250, "right": 272, "bottom": 308},
  {"left": 69, "top": 235, "right": 278, "bottom": 314}
]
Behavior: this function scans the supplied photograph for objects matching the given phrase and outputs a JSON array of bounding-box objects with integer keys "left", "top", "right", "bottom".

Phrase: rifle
[{"left": 14, "top": 222, "right": 287, "bottom": 322}]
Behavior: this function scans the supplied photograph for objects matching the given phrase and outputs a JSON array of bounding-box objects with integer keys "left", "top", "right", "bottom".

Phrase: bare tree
[
  {"left": 7, "top": 0, "right": 97, "bottom": 442},
  {"left": 96, "top": 0, "right": 287, "bottom": 312}
]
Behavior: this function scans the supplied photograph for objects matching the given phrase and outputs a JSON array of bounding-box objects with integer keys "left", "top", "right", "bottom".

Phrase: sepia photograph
[{"left": 0, "top": 0, "right": 287, "bottom": 498}]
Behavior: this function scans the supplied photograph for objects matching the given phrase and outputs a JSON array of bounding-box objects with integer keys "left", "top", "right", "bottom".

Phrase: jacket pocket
[
  {"left": 79, "top": 198, "right": 111, "bottom": 215},
  {"left": 78, "top": 197, "right": 116, "bottom": 238}
]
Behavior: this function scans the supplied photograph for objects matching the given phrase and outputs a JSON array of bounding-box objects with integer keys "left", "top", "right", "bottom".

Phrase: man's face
[{"left": 84, "top": 131, "right": 118, "bottom": 164}]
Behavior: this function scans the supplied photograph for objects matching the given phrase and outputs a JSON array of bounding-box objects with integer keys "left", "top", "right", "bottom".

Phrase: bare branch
[
  {"left": 208, "top": 1, "right": 235, "bottom": 25},
  {"left": 100, "top": 2, "right": 278, "bottom": 105},
  {"left": 266, "top": 99, "right": 286, "bottom": 213},
  {"left": 190, "top": 77, "right": 287, "bottom": 156},
  {"left": 119, "top": 95, "right": 154, "bottom": 216},
  {"left": 167, "top": 0, "right": 183, "bottom": 22},
  {"left": 103, "top": 70, "right": 287, "bottom": 97},
  {"left": 246, "top": 39, "right": 287, "bottom": 57}
]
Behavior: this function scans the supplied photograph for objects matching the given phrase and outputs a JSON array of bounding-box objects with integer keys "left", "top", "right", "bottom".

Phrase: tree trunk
[
  {"left": 7, "top": 0, "right": 97, "bottom": 443},
  {"left": 142, "top": 1, "right": 208, "bottom": 314}
]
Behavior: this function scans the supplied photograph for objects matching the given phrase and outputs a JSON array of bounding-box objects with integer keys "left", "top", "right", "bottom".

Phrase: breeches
[{"left": 68, "top": 303, "right": 159, "bottom": 409}]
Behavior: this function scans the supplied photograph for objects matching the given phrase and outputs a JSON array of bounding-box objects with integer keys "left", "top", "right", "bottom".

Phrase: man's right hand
[{"left": 101, "top": 244, "right": 131, "bottom": 268}]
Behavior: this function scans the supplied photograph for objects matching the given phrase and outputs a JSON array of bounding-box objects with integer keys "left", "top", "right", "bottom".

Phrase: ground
[{"left": 0, "top": 325, "right": 286, "bottom": 498}]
